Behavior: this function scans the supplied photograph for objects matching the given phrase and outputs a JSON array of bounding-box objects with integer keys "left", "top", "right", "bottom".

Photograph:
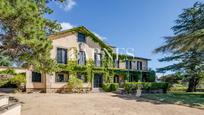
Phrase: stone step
[
  {"left": 0, "top": 96, "right": 9, "bottom": 107},
  {"left": 0, "top": 96, "right": 21, "bottom": 115},
  {"left": 0, "top": 103, "right": 21, "bottom": 115},
  {"left": 91, "top": 88, "right": 104, "bottom": 93}
]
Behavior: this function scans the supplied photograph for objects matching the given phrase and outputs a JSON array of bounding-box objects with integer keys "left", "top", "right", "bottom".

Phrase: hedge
[
  {"left": 124, "top": 82, "right": 169, "bottom": 93},
  {"left": 0, "top": 68, "right": 16, "bottom": 75},
  {"left": 102, "top": 83, "right": 119, "bottom": 92}
]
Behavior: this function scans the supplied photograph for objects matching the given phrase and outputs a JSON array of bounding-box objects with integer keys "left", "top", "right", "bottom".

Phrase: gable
[{"left": 49, "top": 26, "right": 113, "bottom": 52}]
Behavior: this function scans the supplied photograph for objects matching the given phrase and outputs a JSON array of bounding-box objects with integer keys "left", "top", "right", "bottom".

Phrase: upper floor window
[
  {"left": 32, "top": 72, "right": 41, "bottom": 82},
  {"left": 55, "top": 72, "right": 69, "bottom": 82},
  {"left": 57, "top": 48, "right": 67, "bottom": 64},
  {"left": 137, "top": 61, "right": 143, "bottom": 70},
  {"left": 78, "top": 33, "right": 86, "bottom": 43},
  {"left": 78, "top": 51, "right": 86, "bottom": 65},
  {"left": 94, "top": 53, "right": 101, "bottom": 67},
  {"left": 114, "top": 60, "right": 120, "bottom": 68},
  {"left": 126, "top": 60, "right": 132, "bottom": 69}
]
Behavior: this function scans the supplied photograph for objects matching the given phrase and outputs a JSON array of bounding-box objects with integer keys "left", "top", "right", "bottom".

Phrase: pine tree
[
  {"left": 0, "top": 0, "right": 64, "bottom": 92},
  {"left": 155, "top": 2, "right": 204, "bottom": 92}
]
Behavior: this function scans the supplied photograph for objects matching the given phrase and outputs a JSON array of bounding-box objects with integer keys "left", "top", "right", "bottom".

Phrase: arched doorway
[{"left": 114, "top": 75, "right": 119, "bottom": 83}]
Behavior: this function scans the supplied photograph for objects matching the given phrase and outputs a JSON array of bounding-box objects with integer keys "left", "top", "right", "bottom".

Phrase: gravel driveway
[{"left": 1, "top": 93, "right": 204, "bottom": 115}]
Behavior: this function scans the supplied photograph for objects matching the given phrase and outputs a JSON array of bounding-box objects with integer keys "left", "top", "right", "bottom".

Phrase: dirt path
[{"left": 1, "top": 93, "right": 204, "bottom": 115}]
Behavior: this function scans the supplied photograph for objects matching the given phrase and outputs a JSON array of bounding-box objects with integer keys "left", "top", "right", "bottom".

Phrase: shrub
[
  {"left": 170, "top": 84, "right": 187, "bottom": 92},
  {"left": 102, "top": 83, "right": 119, "bottom": 92},
  {"left": 0, "top": 73, "right": 26, "bottom": 90},
  {"left": 0, "top": 68, "right": 16, "bottom": 75},
  {"left": 110, "top": 83, "right": 119, "bottom": 91},
  {"left": 67, "top": 77, "right": 83, "bottom": 92},
  {"left": 0, "top": 79, "right": 10, "bottom": 87},
  {"left": 124, "top": 82, "right": 169, "bottom": 93},
  {"left": 10, "top": 74, "right": 26, "bottom": 89}
]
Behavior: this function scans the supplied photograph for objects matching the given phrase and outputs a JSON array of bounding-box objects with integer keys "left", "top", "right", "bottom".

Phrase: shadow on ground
[
  {"left": 110, "top": 92, "right": 204, "bottom": 109},
  {"left": 110, "top": 93, "right": 164, "bottom": 105}
]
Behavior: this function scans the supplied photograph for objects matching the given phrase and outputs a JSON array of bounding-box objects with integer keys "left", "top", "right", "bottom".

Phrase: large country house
[{"left": 26, "top": 26, "right": 152, "bottom": 93}]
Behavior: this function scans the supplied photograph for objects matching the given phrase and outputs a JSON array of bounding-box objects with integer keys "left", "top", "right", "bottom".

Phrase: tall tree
[
  {"left": 155, "top": 2, "right": 204, "bottom": 52},
  {"left": 0, "top": 0, "right": 63, "bottom": 92},
  {"left": 155, "top": 2, "right": 204, "bottom": 92}
]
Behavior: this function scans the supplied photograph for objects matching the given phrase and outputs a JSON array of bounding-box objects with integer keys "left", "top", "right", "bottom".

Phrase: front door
[{"left": 94, "top": 74, "right": 103, "bottom": 88}]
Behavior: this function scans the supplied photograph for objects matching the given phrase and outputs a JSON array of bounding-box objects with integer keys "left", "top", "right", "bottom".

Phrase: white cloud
[
  {"left": 60, "top": 22, "right": 74, "bottom": 31},
  {"left": 58, "top": 0, "right": 76, "bottom": 11},
  {"left": 93, "top": 32, "right": 107, "bottom": 40}
]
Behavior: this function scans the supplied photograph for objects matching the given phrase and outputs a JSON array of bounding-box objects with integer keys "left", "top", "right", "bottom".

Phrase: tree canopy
[
  {"left": 155, "top": 2, "right": 204, "bottom": 53},
  {"left": 0, "top": 0, "right": 62, "bottom": 73},
  {"left": 154, "top": 2, "right": 204, "bottom": 92}
]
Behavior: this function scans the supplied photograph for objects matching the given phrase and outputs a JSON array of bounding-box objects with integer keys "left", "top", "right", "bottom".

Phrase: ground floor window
[
  {"left": 77, "top": 73, "right": 87, "bottom": 83},
  {"left": 129, "top": 75, "right": 138, "bottom": 82},
  {"left": 94, "top": 73, "right": 103, "bottom": 88},
  {"left": 56, "top": 72, "right": 69, "bottom": 82},
  {"left": 32, "top": 72, "right": 41, "bottom": 82}
]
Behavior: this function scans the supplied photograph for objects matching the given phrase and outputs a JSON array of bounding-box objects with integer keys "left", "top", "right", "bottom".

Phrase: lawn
[{"left": 142, "top": 92, "right": 204, "bottom": 109}]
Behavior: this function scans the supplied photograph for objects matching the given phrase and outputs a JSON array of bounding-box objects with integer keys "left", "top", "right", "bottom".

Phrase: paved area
[{"left": 1, "top": 93, "right": 204, "bottom": 115}]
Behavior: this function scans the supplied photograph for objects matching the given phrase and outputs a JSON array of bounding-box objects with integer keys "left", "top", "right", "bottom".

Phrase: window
[
  {"left": 114, "top": 60, "right": 120, "bottom": 68},
  {"left": 57, "top": 48, "right": 67, "bottom": 64},
  {"left": 56, "top": 72, "right": 69, "bottom": 82},
  {"left": 126, "top": 60, "right": 132, "bottom": 69},
  {"left": 129, "top": 74, "right": 138, "bottom": 82},
  {"left": 94, "top": 53, "right": 101, "bottom": 67},
  {"left": 137, "top": 61, "right": 143, "bottom": 70},
  {"left": 32, "top": 72, "right": 41, "bottom": 82},
  {"left": 78, "top": 51, "right": 86, "bottom": 65},
  {"left": 114, "top": 75, "right": 119, "bottom": 83},
  {"left": 78, "top": 33, "right": 86, "bottom": 43},
  {"left": 77, "top": 73, "right": 87, "bottom": 83}
]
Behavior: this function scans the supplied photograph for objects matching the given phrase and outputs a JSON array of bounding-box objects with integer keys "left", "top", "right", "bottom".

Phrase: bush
[
  {"left": 102, "top": 83, "right": 119, "bottom": 92},
  {"left": 124, "top": 82, "right": 169, "bottom": 93},
  {"left": 110, "top": 83, "right": 119, "bottom": 91},
  {"left": 170, "top": 84, "right": 187, "bottom": 92},
  {"left": 0, "top": 79, "right": 10, "bottom": 87},
  {"left": 102, "top": 83, "right": 111, "bottom": 92},
  {"left": 0, "top": 74, "right": 26, "bottom": 90},
  {"left": 0, "top": 68, "right": 16, "bottom": 75},
  {"left": 10, "top": 74, "right": 26, "bottom": 89},
  {"left": 67, "top": 77, "right": 83, "bottom": 92}
]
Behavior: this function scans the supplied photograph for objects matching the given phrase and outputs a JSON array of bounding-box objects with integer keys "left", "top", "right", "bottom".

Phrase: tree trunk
[
  {"left": 43, "top": 72, "right": 47, "bottom": 93},
  {"left": 187, "top": 76, "right": 199, "bottom": 92}
]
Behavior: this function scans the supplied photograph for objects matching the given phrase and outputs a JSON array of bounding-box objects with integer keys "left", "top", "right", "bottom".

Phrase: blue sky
[{"left": 46, "top": 0, "right": 200, "bottom": 74}]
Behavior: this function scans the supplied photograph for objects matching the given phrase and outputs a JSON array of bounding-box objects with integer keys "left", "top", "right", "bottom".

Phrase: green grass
[{"left": 142, "top": 92, "right": 204, "bottom": 109}]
